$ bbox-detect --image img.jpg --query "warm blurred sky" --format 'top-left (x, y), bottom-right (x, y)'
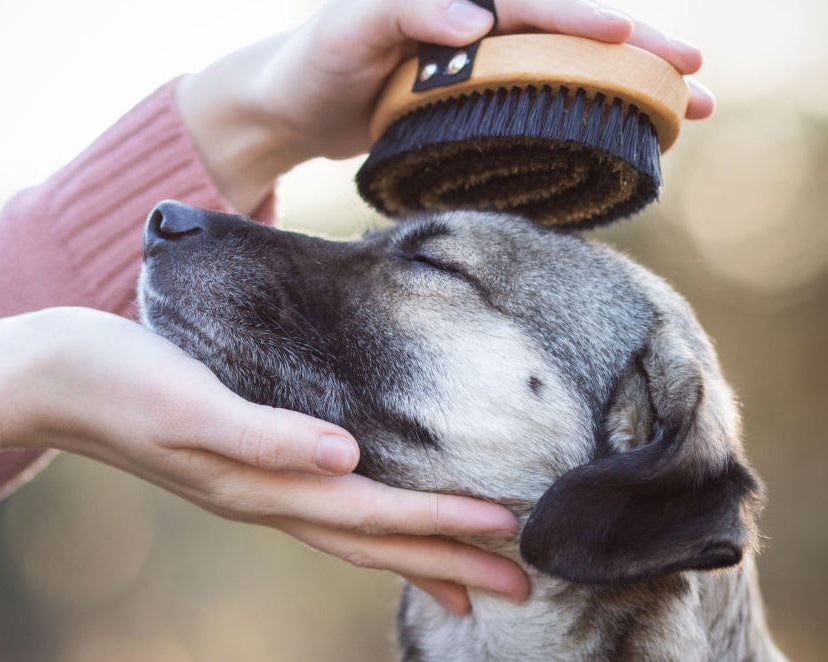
top-left (1, 0), bottom-right (827, 224)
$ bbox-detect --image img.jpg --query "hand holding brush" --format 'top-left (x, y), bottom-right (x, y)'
top-left (177, 0), bottom-right (713, 216)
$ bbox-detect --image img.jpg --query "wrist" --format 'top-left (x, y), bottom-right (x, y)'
top-left (176, 34), bottom-right (309, 215)
top-left (0, 311), bottom-right (56, 449)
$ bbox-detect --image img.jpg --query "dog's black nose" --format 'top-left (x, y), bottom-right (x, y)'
top-left (143, 200), bottom-right (209, 259)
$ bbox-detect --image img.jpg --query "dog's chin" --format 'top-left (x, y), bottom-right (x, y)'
top-left (136, 267), bottom-right (155, 329)
top-left (137, 266), bottom-right (212, 365)
top-left (137, 268), bottom-right (175, 338)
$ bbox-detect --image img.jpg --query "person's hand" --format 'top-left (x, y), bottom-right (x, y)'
top-left (0, 307), bottom-right (528, 614)
top-left (177, 0), bottom-right (715, 213)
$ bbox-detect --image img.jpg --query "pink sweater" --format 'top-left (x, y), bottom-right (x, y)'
top-left (0, 79), bottom-right (275, 500)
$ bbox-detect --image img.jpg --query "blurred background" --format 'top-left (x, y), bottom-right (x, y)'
top-left (1, 0), bottom-right (826, 660)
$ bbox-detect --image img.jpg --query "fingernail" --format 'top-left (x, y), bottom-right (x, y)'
top-left (434, 593), bottom-right (471, 616)
top-left (446, 0), bottom-right (494, 34)
top-left (490, 570), bottom-right (531, 603)
top-left (499, 589), bottom-right (530, 604)
top-left (496, 580), bottom-right (531, 604)
top-left (315, 435), bottom-right (358, 473)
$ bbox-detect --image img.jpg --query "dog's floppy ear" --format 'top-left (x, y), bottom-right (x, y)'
top-left (520, 322), bottom-right (764, 585)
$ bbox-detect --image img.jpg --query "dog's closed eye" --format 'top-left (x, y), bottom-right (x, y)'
top-left (395, 220), bottom-right (452, 251)
top-left (393, 222), bottom-right (477, 283)
top-left (404, 251), bottom-right (468, 278)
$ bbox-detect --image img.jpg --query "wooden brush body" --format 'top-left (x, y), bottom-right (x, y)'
top-left (371, 34), bottom-right (689, 151)
top-left (357, 34), bottom-right (690, 228)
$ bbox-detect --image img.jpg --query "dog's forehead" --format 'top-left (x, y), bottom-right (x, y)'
top-left (382, 210), bottom-right (537, 259)
top-left (379, 211), bottom-right (639, 316)
top-left (378, 211), bottom-right (611, 287)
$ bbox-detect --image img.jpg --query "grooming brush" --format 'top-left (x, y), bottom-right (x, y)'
top-left (356, 0), bottom-right (690, 230)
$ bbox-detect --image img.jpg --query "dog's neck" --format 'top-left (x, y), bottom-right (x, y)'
top-left (398, 555), bottom-right (786, 662)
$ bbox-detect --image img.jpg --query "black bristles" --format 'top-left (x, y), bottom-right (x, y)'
top-left (527, 86), bottom-right (552, 137)
top-left (639, 112), bottom-right (662, 185)
top-left (544, 87), bottom-right (568, 137)
top-left (581, 94), bottom-right (604, 149)
top-left (497, 89), bottom-right (517, 135)
top-left (506, 86), bottom-right (534, 136)
top-left (621, 106), bottom-right (640, 165)
top-left (356, 85), bottom-right (663, 230)
top-left (460, 91), bottom-right (488, 137)
top-left (474, 90), bottom-right (499, 137)
top-left (599, 98), bottom-right (624, 156)
top-left (561, 89), bottom-right (586, 141)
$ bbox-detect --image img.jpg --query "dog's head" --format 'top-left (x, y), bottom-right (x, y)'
top-left (139, 200), bottom-right (762, 585)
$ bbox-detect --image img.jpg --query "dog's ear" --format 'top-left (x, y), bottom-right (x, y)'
top-left (520, 322), bottom-right (764, 585)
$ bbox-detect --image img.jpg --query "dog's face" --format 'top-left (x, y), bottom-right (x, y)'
top-left (139, 201), bottom-right (762, 585)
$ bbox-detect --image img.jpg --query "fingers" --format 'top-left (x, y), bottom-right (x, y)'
top-left (685, 77), bottom-right (716, 120)
top-left (385, 0), bottom-right (495, 49)
top-left (367, 0), bottom-right (714, 121)
top-left (150, 449), bottom-right (529, 602)
top-left (176, 397), bottom-right (359, 476)
top-left (157, 444), bottom-right (519, 540)
top-left (622, 20), bottom-right (713, 119)
top-left (625, 19), bottom-right (703, 75)
top-left (223, 472), bottom-right (519, 537)
top-left (279, 517), bottom-right (531, 602)
top-left (390, 0), bottom-right (633, 48)
top-left (403, 576), bottom-right (472, 615)
top-left (496, 0), bottom-right (633, 42)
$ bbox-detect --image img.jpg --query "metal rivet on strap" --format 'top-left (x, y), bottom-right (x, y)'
top-left (445, 51), bottom-right (469, 75)
top-left (419, 61), bottom-right (439, 82)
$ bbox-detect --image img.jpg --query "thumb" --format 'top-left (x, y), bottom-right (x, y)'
top-left (191, 396), bottom-right (360, 475)
top-left (392, 0), bottom-right (495, 48)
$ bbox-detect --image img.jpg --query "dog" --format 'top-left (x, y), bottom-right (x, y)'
top-left (138, 200), bottom-right (787, 661)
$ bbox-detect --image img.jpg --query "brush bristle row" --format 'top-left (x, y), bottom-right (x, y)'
top-left (357, 85), bottom-right (663, 229)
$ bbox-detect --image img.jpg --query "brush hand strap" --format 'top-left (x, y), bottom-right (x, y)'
top-left (412, 0), bottom-right (498, 92)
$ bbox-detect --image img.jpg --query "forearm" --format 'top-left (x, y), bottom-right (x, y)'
top-left (0, 311), bottom-right (60, 499)
top-left (0, 312), bottom-right (46, 451)
top-left (169, 0), bottom-right (714, 216)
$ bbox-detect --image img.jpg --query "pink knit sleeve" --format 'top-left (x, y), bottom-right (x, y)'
top-left (0, 78), bottom-right (276, 499)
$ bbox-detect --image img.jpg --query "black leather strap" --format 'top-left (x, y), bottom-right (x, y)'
top-left (412, 0), bottom-right (498, 92)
